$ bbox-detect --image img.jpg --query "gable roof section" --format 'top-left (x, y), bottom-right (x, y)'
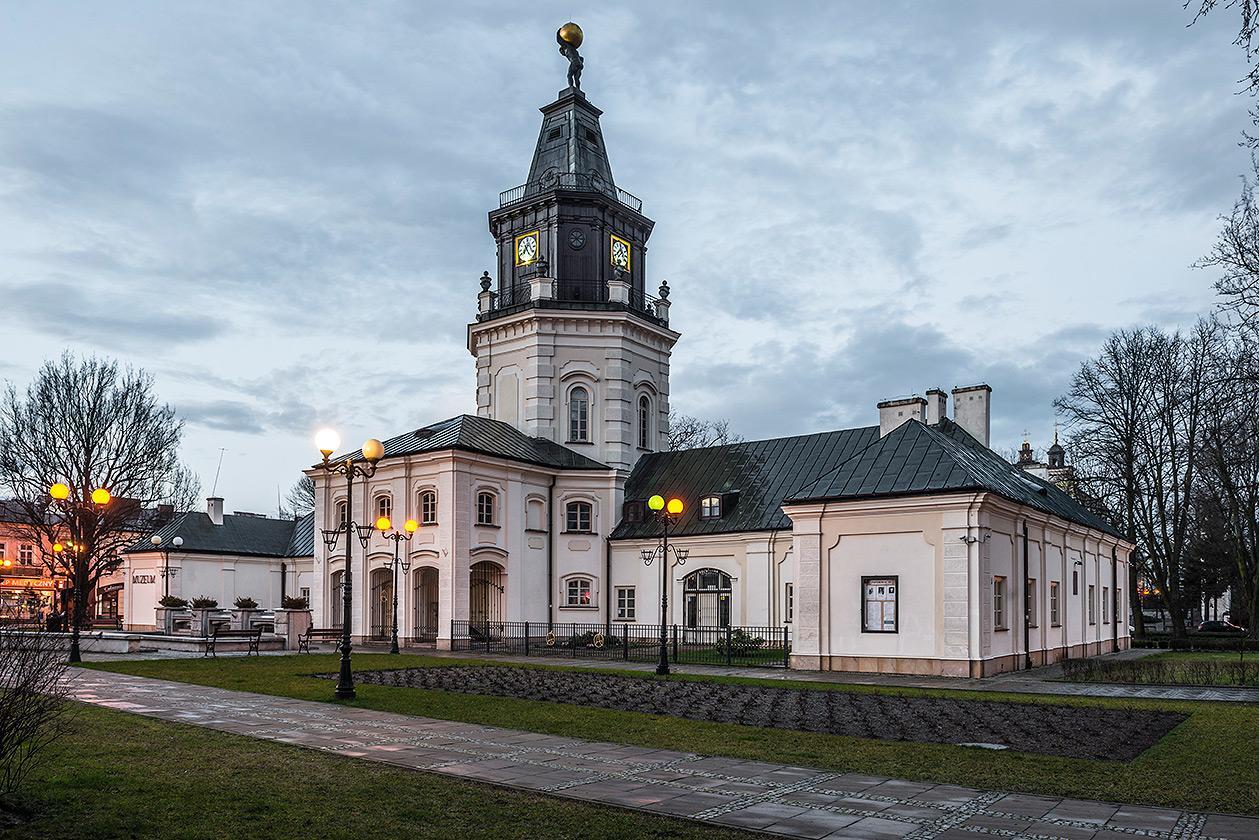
top-left (787, 418), bottom-right (1123, 539)
top-left (128, 511), bottom-right (312, 558)
top-left (610, 426), bottom-right (881, 540)
top-left (285, 512), bottom-right (315, 557)
top-left (333, 414), bottom-right (609, 471)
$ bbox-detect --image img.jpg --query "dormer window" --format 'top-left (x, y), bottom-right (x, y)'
top-left (700, 496), bottom-right (722, 520)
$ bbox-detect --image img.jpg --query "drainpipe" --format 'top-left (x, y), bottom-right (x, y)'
top-left (281, 561), bottom-right (288, 603)
top-left (1022, 522), bottom-right (1031, 671)
top-left (604, 529), bottom-right (612, 635)
top-left (546, 474), bottom-right (556, 632)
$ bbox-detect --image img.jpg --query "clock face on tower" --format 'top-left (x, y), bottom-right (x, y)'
top-left (610, 234), bottom-right (631, 271)
top-left (514, 231), bottom-right (540, 266)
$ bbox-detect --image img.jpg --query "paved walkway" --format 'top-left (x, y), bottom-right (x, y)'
top-left (66, 669), bottom-right (1259, 839)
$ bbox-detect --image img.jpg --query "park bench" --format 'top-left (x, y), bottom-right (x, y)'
top-left (298, 627), bottom-right (344, 654)
top-left (205, 625), bottom-right (263, 658)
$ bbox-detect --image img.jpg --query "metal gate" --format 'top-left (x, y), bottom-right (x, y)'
top-left (469, 560), bottom-right (505, 639)
top-left (369, 568), bottom-right (392, 640)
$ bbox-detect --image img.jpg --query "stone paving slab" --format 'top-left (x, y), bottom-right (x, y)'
top-left (65, 669), bottom-right (1259, 840)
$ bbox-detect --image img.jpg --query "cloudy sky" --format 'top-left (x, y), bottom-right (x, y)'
top-left (0, 1), bottom-right (1248, 512)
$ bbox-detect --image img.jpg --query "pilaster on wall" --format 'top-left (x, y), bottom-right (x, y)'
top-left (789, 513), bottom-right (824, 669)
top-left (476, 354), bottom-right (492, 418)
top-left (941, 530), bottom-right (970, 659)
top-left (604, 351), bottom-right (633, 470)
top-left (523, 336), bottom-right (557, 440)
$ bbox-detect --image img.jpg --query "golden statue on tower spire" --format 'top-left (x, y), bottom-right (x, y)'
top-left (557, 22), bottom-right (584, 90)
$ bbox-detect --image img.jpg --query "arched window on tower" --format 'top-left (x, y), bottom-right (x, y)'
top-left (569, 386), bottom-right (589, 442)
top-left (638, 394), bottom-right (651, 449)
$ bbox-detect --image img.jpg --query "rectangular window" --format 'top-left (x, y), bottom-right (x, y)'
top-left (1050, 581), bottom-right (1061, 626)
top-left (1117, 589), bottom-right (1123, 629)
top-left (565, 501), bottom-right (592, 533)
top-left (420, 492), bottom-right (437, 525)
top-left (0, 543), bottom-right (6, 559)
top-left (1026, 578), bottom-right (1038, 628)
top-left (566, 577), bottom-right (592, 607)
top-left (1088, 584), bottom-right (1096, 625)
top-left (300, 587), bottom-right (310, 604)
top-left (993, 576), bottom-right (1007, 629)
top-left (784, 582), bottom-right (794, 624)
top-left (699, 496), bottom-right (722, 520)
top-left (615, 586), bottom-right (635, 621)
top-left (1073, 569), bottom-right (1079, 595)
top-left (1102, 586), bottom-right (1109, 623)
top-left (476, 492), bottom-right (495, 526)
top-left (18, 544), bottom-right (34, 564)
top-left (861, 576), bottom-right (898, 633)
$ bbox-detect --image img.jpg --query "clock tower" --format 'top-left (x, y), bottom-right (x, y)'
top-left (468, 27), bottom-right (678, 473)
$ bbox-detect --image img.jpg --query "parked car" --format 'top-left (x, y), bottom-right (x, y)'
top-left (1194, 620), bottom-right (1246, 634)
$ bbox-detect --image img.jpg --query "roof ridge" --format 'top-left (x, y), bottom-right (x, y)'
top-left (663, 423), bottom-right (881, 456)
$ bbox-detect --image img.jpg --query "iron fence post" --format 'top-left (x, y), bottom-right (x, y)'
top-left (726, 623), bottom-right (733, 666)
top-left (671, 624), bottom-right (678, 663)
top-left (524, 621), bottom-right (530, 657)
top-left (624, 627), bottom-right (630, 660)
top-left (783, 626), bottom-right (790, 668)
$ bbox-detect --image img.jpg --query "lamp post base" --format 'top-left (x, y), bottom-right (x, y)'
top-left (655, 661), bottom-right (670, 676)
top-left (334, 686), bottom-right (356, 700)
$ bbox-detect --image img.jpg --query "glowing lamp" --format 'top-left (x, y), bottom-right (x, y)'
top-left (666, 498), bottom-right (684, 515)
top-left (2, 558), bottom-right (10, 567)
top-left (647, 494), bottom-right (665, 512)
top-left (49, 482), bottom-right (70, 501)
top-left (150, 535), bottom-right (162, 546)
top-left (404, 519), bottom-right (418, 533)
top-left (375, 516), bottom-right (392, 532)
top-left (361, 438), bottom-right (385, 463)
top-left (172, 536), bottom-right (183, 548)
top-left (53, 543), bottom-right (64, 553)
top-left (315, 428), bottom-right (341, 456)
top-left (91, 488), bottom-right (111, 505)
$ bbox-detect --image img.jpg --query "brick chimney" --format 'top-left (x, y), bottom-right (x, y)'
top-left (877, 395), bottom-right (927, 438)
top-left (206, 497), bottom-right (224, 526)
top-left (951, 384), bottom-right (991, 447)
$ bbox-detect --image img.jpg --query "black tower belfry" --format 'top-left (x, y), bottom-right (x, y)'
top-left (483, 82), bottom-right (658, 323)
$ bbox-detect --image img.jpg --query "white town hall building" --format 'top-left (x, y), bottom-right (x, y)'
top-left (309, 73), bottom-right (1132, 677)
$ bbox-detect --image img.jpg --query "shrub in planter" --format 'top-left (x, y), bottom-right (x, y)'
top-left (158, 595), bottom-right (188, 608)
top-left (565, 630), bottom-right (621, 648)
top-left (233, 596), bottom-right (258, 610)
top-left (716, 628), bottom-right (766, 656)
top-left (190, 596), bottom-right (218, 609)
top-left (281, 595), bottom-right (309, 610)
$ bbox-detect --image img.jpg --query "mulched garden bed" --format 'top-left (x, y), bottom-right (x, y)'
top-left (340, 665), bottom-right (1186, 761)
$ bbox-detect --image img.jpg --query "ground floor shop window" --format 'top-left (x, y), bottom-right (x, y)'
top-left (615, 586), bottom-right (635, 621)
top-left (862, 576), bottom-right (898, 633)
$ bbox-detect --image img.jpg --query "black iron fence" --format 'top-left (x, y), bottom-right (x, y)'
top-left (451, 620), bottom-right (790, 668)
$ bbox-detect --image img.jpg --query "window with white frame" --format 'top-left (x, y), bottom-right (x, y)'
top-left (18, 544), bottom-right (34, 564)
top-left (476, 491), bottom-right (496, 526)
top-left (335, 500), bottom-right (348, 527)
top-left (699, 496), bottom-right (721, 520)
top-left (565, 576), bottom-right (593, 607)
top-left (784, 582), bottom-right (794, 623)
top-left (0, 543), bottom-right (6, 560)
top-left (1050, 581), bottom-right (1061, 626)
top-left (615, 586), bottom-right (635, 620)
top-left (1102, 586), bottom-right (1109, 623)
top-left (565, 500), bottom-right (593, 533)
top-left (862, 577), bottom-right (898, 632)
top-left (1027, 578), bottom-right (1038, 627)
top-left (993, 576), bottom-right (1007, 629)
top-left (1117, 588), bottom-right (1123, 627)
top-left (375, 494), bottom-right (392, 522)
top-left (526, 497), bottom-right (545, 531)
top-left (1088, 584), bottom-right (1096, 624)
top-left (300, 587), bottom-right (310, 603)
top-left (568, 386), bottom-right (589, 442)
top-left (419, 490), bottom-right (437, 525)
top-left (638, 394), bottom-right (651, 449)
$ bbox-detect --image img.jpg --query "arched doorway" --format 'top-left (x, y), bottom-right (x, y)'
top-left (469, 560), bottom-right (505, 637)
top-left (684, 569), bottom-right (732, 628)
top-left (329, 571), bottom-right (344, 627)
top-left (369, 567), bottom-right (393, 640)
top-left (413, 566), bottom-right (439, 643)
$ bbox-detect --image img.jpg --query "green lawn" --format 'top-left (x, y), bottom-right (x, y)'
top-left (1063, 650), bottom-right (1259, 687)
top-left (0, 703), bottom-right (750, 840)
top-left (83, 654), bottom-right (1259, 816)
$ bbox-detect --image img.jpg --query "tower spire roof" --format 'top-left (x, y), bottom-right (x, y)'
top-left (524, 88), bottom-right (617, 199)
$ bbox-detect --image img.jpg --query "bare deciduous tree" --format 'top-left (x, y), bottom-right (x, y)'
top-left (1197, 158), bottom-right (1259, 326)
top-left (284, 474), bottom-right (315, 516)
top-left (0, 354), bottom-right (187, 659)
top-left (1188, 1), bottom-right (1259, 142)
top-left (0, 629), bottom-right (69, 801)
top-left (667, 411), bottom-right (743, 451)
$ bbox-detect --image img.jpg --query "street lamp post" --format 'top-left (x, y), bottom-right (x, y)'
top-left (377, 516), bottom-right (418, 654)
top-left (314, 429), bottom-right (385, 701)
top-left (48, 482), bottom-right (111, 664)
top-left (149, 534), bottom-right (184, 600)
top-left (640, 494), bottom-right (688, 676)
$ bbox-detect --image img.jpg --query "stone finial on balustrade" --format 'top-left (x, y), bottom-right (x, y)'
top-left (478, 270), bottom-right (496, 314)
top-left (655, 279), bottom-right (671, 324)
top-left (529, 258), bottom-right (553, 301)
top-left (607, 267), bottom-right (631, 304)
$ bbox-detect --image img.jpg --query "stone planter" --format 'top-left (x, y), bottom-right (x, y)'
top-left (189, 607), bottom-right (228, 636)
top-left (154, 606), bottom-right (176, 634)
top-left (273, 609), bottom-right (312, 650)
top-left (232, 608), bottom-right (259, 630)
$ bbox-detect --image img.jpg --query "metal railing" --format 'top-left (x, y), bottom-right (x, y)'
top-left (451, 620), bottom-right (790, 668)
top-left (499, 172), bottom-right (643, 213)
top-left (479, 280), bottom-right (666, 324)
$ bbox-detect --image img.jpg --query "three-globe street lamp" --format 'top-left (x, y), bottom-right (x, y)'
top-left (377, 516), bottom-right (418, 655)
top-left (48, 482), bottom-right (111, 663)
top-left (149, 534), bottom-right (185, 601)
top-left (314, 429), bottom-right (384, 701)
top-left (640, 494), bottom-right (688, 676)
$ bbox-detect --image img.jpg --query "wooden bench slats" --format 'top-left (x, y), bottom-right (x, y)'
top-left (204, 625), bottom-right (263, 658)
top-left (298, 628), bottom-right (344, 654)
